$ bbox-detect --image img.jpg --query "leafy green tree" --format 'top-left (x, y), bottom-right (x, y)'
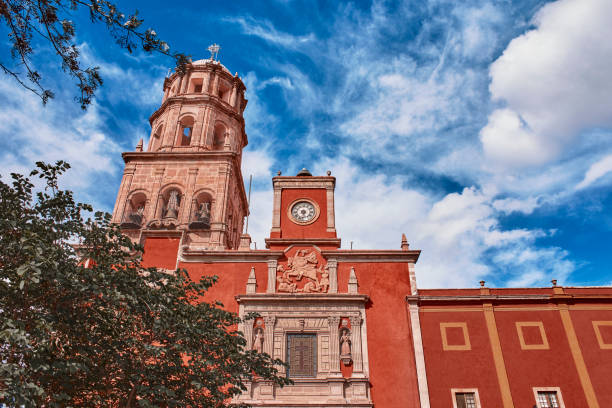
top-left (0, 162), bottom-right (290, 407)
top-left (0, 0), bottom-right (188, 108)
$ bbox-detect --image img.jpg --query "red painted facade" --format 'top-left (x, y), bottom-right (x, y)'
top-left (112, 57), bottom-right (612, 408)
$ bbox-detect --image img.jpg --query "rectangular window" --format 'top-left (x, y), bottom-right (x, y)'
top-left (533, 388), bottom-right (565, 408)
top-left (287, 334), bottom-right (317, 378)
top-left (537, 391), bottom-right (560, 408)
top-left (455, 392), bottom-right (477, 408)
top-left (452, 389), bottom-right (481, 408)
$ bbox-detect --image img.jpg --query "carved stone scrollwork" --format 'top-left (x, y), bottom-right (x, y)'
top-left (263, 315), bottom-right (276, 327)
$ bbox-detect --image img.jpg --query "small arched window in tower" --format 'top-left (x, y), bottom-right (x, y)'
top-left (121, 192), bottom-right (147, 229)
top-left (191, 78), bottom-right (203, 93)
top-left (178, 116), bottom-right (195, 146)
top-left (213, 123), bottom-right (227, 150)
top-left (189, 192), bottom-right (212, 230)
top-left (163, 189), bottom-right (182, 219)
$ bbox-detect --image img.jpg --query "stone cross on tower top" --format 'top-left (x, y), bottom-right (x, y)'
top-left (207, 43), bottom-right (221, 61)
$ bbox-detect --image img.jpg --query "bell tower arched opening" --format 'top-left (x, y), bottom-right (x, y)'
top-left (178, 116), bottom-right (195, 147)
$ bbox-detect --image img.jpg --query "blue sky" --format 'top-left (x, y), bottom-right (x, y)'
top-left (1, 0), bottom-right (611, 288)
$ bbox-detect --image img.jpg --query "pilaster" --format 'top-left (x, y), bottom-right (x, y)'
top-left (266, 260), bottom-right (277, 293)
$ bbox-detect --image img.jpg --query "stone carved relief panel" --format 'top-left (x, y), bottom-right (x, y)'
top-left (276, 248), bottom-right (330, 293)
top-left (235, 295), bottom-right (371, 406)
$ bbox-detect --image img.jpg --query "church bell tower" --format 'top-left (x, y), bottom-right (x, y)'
top-left (111, 45), bottom-right (249, 250)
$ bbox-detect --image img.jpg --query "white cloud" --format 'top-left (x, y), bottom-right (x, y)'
top-left (225, 16), bottom-right (315, 49)
top-left (0, 79), bottom-right (121, 193)
top-left (576, 154), bottom-right (612, 190)
top-left (482, 0), bottom-right (612, 168)
top-left (308, 159), bottom-right (573, 288)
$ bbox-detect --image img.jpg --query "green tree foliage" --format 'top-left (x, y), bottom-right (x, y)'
top-left (0, 162), bottom-right (290, 407)
top-left (0, 0), bottom-right (189, 108)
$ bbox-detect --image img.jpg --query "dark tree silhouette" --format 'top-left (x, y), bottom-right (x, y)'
top-left (0, 0), bottom-right (189, 109)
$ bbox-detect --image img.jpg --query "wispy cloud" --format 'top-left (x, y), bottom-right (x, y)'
top-left (224, 16), bottom-right (315, 48)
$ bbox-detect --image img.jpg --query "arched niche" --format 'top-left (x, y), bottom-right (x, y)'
top-left (161, 187), bottom-right (183, 219)
top-left (121, 191), bottom-right (147, 229)
top-left (189, 191), bottom-right (213, 230)
top-left (178, 116), bottom-right (195, 147)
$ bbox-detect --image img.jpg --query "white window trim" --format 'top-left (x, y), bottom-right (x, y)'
top-left (533, 387), bottom-right (566, 408)
top-left (451, 388), bottom-right (482, 408)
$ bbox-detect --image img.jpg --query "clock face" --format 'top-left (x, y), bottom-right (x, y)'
top-left (291, 201), bottom-right (316, 223)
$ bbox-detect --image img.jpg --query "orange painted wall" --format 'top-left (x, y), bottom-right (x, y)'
top-left (337, 262), bottom-right (420, 407)
top-left (142, 237), bottom-right (180, 269)
top-left (177, 261), bottom-right (270, 313)
top-left (494, 308), bottom-right (588, 407)
top-left (570, 308), bottom-right (612, 407)
top-left (280, 189), bottom-right (335, 238)
top-left (420, 308), bottom-right (505, 407)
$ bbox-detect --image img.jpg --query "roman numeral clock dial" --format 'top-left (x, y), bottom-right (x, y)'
top-left (289, 200), bottom-right (319, 225)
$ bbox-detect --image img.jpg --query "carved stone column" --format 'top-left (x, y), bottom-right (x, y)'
top-left (212, 71), bottom-right (220, 96)
top-left (350, 314), bottom-right (364, 375)
top-left (271, 187), bottom-right (281, 234)
top-left (327, 316), bottom-right (342, 376)
top-left (229, 83), bottom-right (237, 107)
top-left (112, 166), bottom-right (135, 223)
top-left (243, 317), bottom-right (254, 350)
top-left (149, 168), bottom-right (165, 221)
top-left (266, 260), bottom-right (277, 293)
top-left (202, 71), bottom-right (211, 93)
top-left (327, 259), bottom-right (338, 293)
top-left (326, 186), bottom-right (335, 233)
top-left (263, 316), bottom-right (276, 356)
top-left (179, 168), bottom-right (198, 224)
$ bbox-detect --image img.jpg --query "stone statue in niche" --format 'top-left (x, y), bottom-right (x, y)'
top-left (253, 328), bottom-right (264, 353)
top-left (197, 202), bottom-right (211, 222)
top-left (276, 250), bottom-right (329, 293)
top-left (340, 328), bottom-right (352, 365)
top-left (165, 190), bottom-right (180, 218)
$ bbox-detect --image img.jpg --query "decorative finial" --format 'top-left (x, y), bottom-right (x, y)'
top-left (401, 233), bottom-right (409, 250)
top-left (207, 43), bottom-right (221, 61)
top-left (479, 280), bottom-right (485, 288)
top-left (551, 279), bottom-right (558, 287)
top-left (135, 138), bottom-right (143, 152)
top-left (327, 170), bottom-right (331, 176)
top-left (277, 170), bottom-right (282, 176)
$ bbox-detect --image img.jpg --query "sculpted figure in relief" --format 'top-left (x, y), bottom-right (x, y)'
top-left (276, 250), bottom-right (330, 293)
top-left (253, 328), bottom-right (264, 353)
top-left (340, 328), bottom-right (352, 365)
top-left (276, 268), bottom-right (297, 293)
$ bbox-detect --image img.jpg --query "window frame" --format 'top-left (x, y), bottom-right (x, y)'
top-left (533, 387), bottom-right (565, 408)
top-left (451, 388), bottom-right (481, 408)
top-left (286, 333), bottom-right (317, 378)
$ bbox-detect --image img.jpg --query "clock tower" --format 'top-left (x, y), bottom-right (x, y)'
top-left (267, 168), bottom-right (339, 250)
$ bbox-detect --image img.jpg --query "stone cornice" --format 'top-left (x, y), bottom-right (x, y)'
top-left (272, 176), bottom-right (335, 190)
top-left (265, 238), bottom-right (342, 249)
top-left (122, 151), bottom-right (239, 163)
top-left (180, 249), bottom-right (284, 263)
top-left (236, 293), bottom-right (370, 303)
top-left (410, 292), bottom-right (612, 305)
top-left (149, 95), bottom-right (246, 126)
top-left (321, 250), bottom-right (420, 263)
